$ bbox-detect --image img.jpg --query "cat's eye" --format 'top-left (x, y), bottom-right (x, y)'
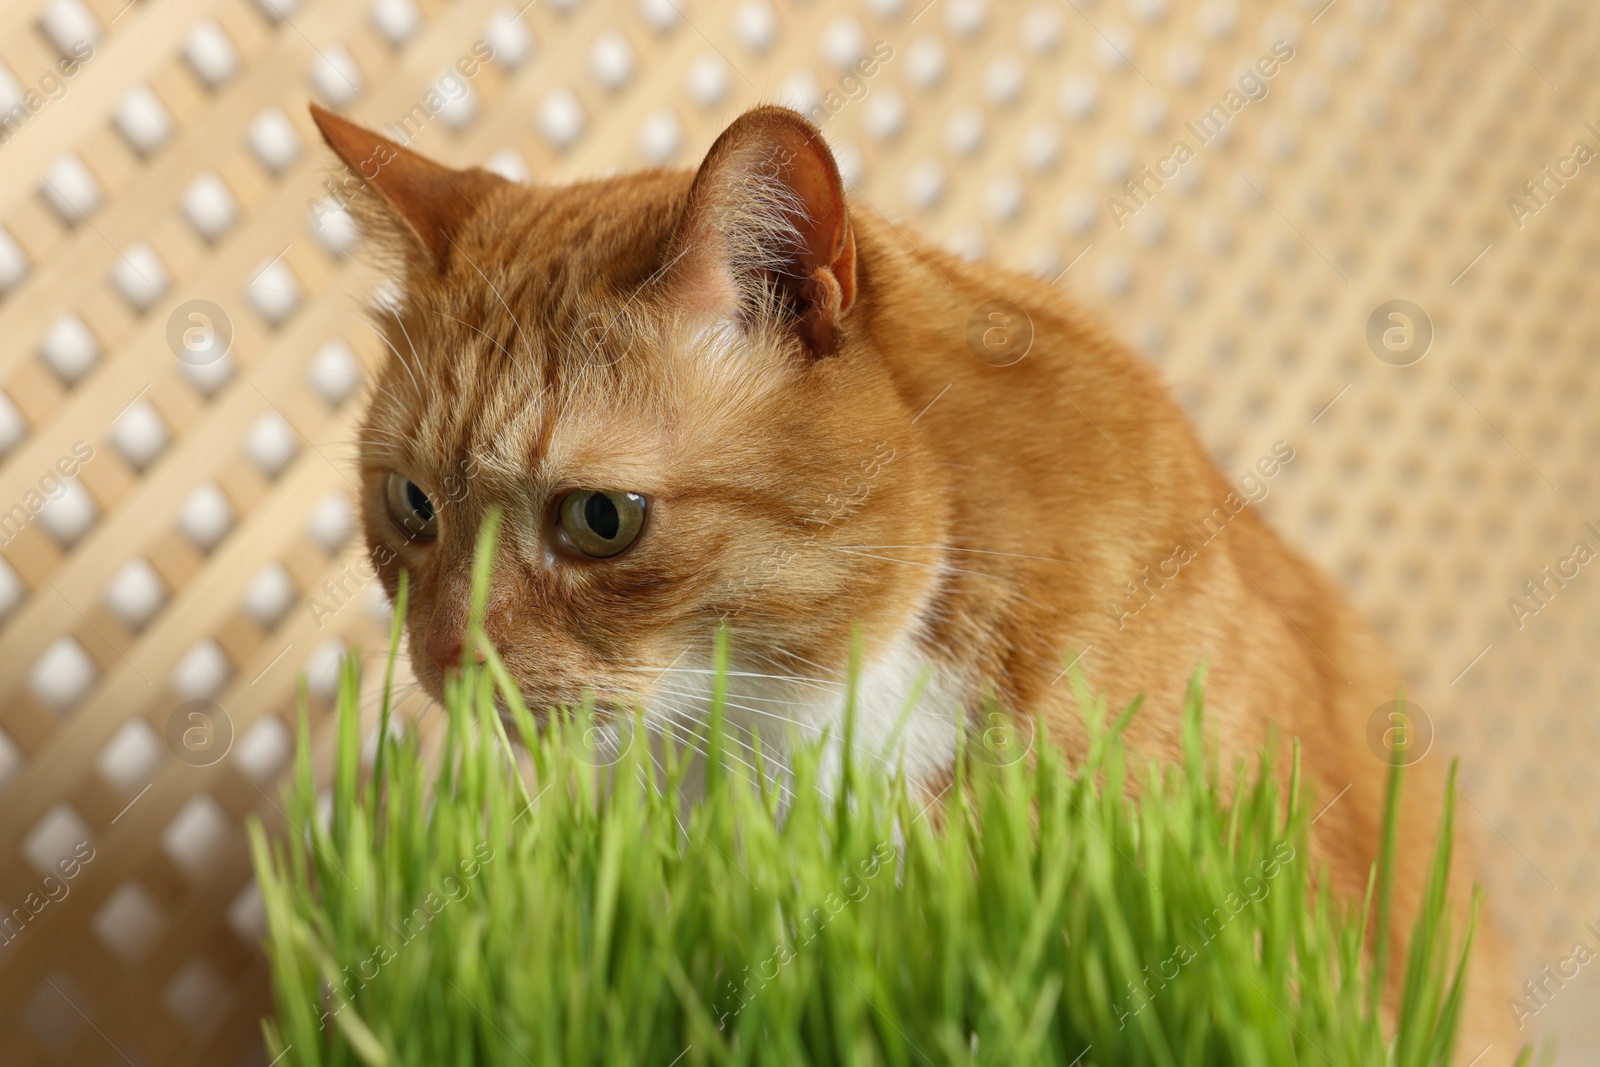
top-left (557, 491), bottom-right (647, 558)
top-left (384, 473), bottom-right (438, 541)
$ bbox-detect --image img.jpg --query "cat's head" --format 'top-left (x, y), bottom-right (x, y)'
top-left (311, 104), bottom-right (946, 722)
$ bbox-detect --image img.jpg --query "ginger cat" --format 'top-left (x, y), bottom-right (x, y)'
top-left (310, 103), bottom-right (1512, 1060)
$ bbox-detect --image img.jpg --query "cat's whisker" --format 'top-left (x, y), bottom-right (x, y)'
top-left (353, 434), bottom-right (407, 454)
top-left (354, 679), bottom-right (435, 729)
top-left (714, 702), bottom-right (916, 774)
top-left (368, 383), bottom-right (411, 410)
top-left (352, 431), bottom-right (386, 457)
top-left (585, 292), bottom-right (640, 357)
top-left (602, 684), bottom-right (806, 799)
top-left (326, 294), bottom-right (425, 403)
top-left (821, 546), bottom-right (1045, 603)
top-left (356, 438), bottom-right (406, 460)
top-left (360, 412), bottom-right (412, 438)
top-left (386, 306), bottom-right (432, 405)
top-left (668, 725), bottom-right (813, 807)
top-left (652, 682), bottom-right (830, 711)
top-left (441, 232), bottom-right (535, 362)
top-left (654, 669), bottom-right (937, 727)
top-left (731, 660), bottom-right (902, 703)
top-left (437, 311), bottom-right (514, 362)
top-left (620, 664), bottom-right (850, 698)
top-left (620, 665), bottom-right (847, 688)
top-left (573, 246), bottom-right (690, 378)
top-left (632, 756), bottom-right (694, 842)
top-left (645, 705), bottom-right (790, 795)
top-left (357, 409), bottom-right (411, 454)
top-left (674, 723), bottom-right (827, 808)
top-left (593, 684), bottom-right (775, 762)
top-left (646, 680), bottom-right (831, 723)
top-left (444, 187), bottom-right (553, 289)
top-left (640, 681), bottom-right (914, 777)
top-left (746, 647), bottom-right (847, 687)
top-left (819, 546), bottom-right (962, 572)
top-left (323, 442), bottom-right (382, 462)
top-left (644, 241), bottom-right (693, 292)
top-left (835, 544), bottom-right (1081, 568)
top-left (568, 247), bottom-right (695, 383)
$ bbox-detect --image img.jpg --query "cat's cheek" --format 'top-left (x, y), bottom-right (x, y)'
top-left (371, 537), bottom-right (428, 603)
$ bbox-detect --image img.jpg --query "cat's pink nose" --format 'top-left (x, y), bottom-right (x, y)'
top-left (425, 630), bottom-right (486, 671)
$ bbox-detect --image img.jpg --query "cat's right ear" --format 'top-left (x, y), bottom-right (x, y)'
top-left (309, 104), bottom-right (505, 276)
top-left (670, 106), bottom-right (856, 359)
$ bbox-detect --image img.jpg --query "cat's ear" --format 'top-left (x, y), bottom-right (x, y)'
top-left (309, 104), bottom-right (505, 275)
top-left (671, 106), bottom-right (856, 358)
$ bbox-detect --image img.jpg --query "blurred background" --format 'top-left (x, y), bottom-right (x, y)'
top-left (0, 0), bottom-right (1596, 1062)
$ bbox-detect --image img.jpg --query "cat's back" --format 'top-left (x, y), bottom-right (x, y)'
top-left (842, 209), bottom-right (1514, 1055)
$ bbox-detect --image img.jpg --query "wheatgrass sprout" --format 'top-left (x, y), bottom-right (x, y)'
top-left (250, 518), bottom-right (1522, 1067)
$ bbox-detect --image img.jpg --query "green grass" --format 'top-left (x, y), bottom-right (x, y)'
top-left (252, 521), bottom-right (1510, 1067)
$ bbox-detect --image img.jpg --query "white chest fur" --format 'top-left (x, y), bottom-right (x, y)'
top-left (636, 631), bottom-right (965, 800)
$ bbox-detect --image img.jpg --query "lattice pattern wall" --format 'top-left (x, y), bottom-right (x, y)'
top-left (0, 0), bottom-right (1595, 1063)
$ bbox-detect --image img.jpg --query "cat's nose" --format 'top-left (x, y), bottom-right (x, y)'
top-left (425, 630), bottom-right (487, 671)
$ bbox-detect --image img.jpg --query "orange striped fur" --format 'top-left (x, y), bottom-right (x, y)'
top-left (312, 103), bottom-right (1512, 1060)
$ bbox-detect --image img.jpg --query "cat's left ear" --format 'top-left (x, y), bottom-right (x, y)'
top-left (671, 106), bottom-right (856, 358)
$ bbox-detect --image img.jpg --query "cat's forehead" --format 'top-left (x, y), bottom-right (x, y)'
top-left (366, 166), bottom-right (795, 484)
top-left (384, 170), bottom-right (700, 388)
top-left (372, 310), bottom-right (758, 491)
top-left (472, 170), bottom-right (693, 316)
top-left (391, 348), bottom-right (667, 472)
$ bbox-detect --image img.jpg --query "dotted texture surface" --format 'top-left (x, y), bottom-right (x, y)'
top-left (0, 0), bottom-right (1595, 1062)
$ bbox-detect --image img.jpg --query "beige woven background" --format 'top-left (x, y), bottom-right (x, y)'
top-left (0, 0), bottom-right (1596, 1062)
